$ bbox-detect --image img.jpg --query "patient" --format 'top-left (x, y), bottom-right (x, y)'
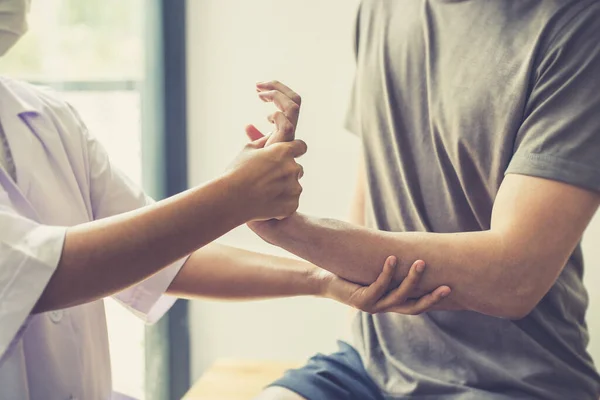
top-left (250, 1), bottom-right (600, 399)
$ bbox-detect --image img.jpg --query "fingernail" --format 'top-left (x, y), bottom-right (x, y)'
top-left (416, 262), bottom-right (425, 273)
top-left (256, 81), bottom-right (267, 85)
top-left (390, 257), bottom-right (397, 267)
top-left (440, 289), bottom-right (450, 298)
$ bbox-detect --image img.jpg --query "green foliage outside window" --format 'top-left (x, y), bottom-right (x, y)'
top-left (0, 0), bottom-right (143, 81)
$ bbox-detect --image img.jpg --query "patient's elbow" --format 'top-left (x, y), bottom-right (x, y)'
top-left (485, 283), bottom-right (543, 320)
top-left (495, 300), bottom-right (537, 320)
top-left (479, 254), bottom-right (557, 320)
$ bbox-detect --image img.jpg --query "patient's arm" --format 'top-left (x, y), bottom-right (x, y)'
top-left (250, 172), bottom-right (599, 319)
top-left (167, 242), bottom-right (448, 314)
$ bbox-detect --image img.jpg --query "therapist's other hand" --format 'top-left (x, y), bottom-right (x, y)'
top-left (226, 136), bottom-right (307, 222)
top-left (317, 257), bottom-right (451, 315)
top-left (246, 80), bottom-right (302, 146)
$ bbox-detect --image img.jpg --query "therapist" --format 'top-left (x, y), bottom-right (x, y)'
top-left (0, 1), bottom-right (448, 399)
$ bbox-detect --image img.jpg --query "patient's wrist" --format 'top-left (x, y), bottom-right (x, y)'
top-left (249, 213), bottom-right (306, 245)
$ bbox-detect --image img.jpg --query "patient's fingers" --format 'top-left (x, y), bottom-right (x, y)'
top-left (258, 90), bottom-right (301, 128)
top-left (256, 80), bottom-right (302, 106)
top-left (387, 286), bottom-right (451, 316)
top-left (270, 111), bottom-right (296, 143)
top-left (254, 81), bottom-right (302, 146)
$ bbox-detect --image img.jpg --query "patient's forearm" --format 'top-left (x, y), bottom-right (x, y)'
top-left (251, 213), bottom-right (531, 318)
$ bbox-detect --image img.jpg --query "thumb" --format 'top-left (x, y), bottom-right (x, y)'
top-left (245, 124), bottom-right (265, 141)
top-left (265, 129), bottom-right (293, 147)
top-left (252, 135), bottom-right (269, 149)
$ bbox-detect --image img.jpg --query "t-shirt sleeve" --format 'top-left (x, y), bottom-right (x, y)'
top-left (506, 4), bottom-right (600, 192)
top-left (344, 3), bottom-right (363, 137)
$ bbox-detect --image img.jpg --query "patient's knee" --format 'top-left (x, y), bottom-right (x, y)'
top-left (253, 386), bottom-right (308, 400)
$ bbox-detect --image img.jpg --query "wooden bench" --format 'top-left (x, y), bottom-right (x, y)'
top-left (183, 360), bottom-right (302, 400)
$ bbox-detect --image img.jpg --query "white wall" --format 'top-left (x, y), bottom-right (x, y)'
top-left (185, 0), bottom-right (600, 383)
top-left (582, 217), bottom-right (600, 366)
top-left (186, 0), bottom-right (362, 381)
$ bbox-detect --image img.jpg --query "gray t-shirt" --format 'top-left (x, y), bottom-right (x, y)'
top-left (346, 1), bottom-right (600, 399)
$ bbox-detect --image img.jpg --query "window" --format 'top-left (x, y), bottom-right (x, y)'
top-left (0, 1), bottom-right (147, 397)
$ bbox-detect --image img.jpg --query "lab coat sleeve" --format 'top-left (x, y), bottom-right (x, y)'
top-left (76, 106), bottom-right (186, 324)
top-left (0, 188), bottom-right (67, 360)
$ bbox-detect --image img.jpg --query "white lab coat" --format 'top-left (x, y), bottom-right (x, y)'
top-left (0, 77), bottom-right (185, 400)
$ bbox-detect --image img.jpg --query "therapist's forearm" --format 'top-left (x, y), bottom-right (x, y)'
top-left (167, 242), bottom-right (322, 300)
top-left (33, 176), bottom-right (245, 313)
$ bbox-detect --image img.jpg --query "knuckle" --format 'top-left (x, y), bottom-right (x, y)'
top-left (353, 299), bottom-right (368, 311)
top-left (278, 144), bottom-right (291, 158)
top-left (410, 307), bottom-right (423, 316)
top-left (358, 305), bottom-right (372, 313)
top-left (362, 303), bottom-right (377, 314)
top-left (287, 199), bottom-right (300, 214)
top-left (282, 121), bottom-right (294, 135)
top-left (287, 103), bottom-right (300, 114)
top-left (286, 161), bottom-right (298, 174)
top-left (389, 293), bottom-right (406, 305)
top-left (366, 306), bottom-right (378, 314)
top-left (269, 111), bottom-right (282, 124)
top-left (293, 94), bottom-right (302, 105)
top-left (274, 143), bottom-right (290, 155)
top-left (276, 152), bottom-right (288, 164)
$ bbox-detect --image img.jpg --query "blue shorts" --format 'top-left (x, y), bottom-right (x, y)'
top-left (269, 341), bottom-right (384, 400)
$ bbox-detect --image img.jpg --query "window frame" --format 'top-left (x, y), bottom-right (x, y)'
top-left (143, 1), bottom-right (190, 399)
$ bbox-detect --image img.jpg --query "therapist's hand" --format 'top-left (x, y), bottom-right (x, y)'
top-left (234, 80), bottom-right (306, 224)
top-left (317, 257), bottom-right (451, 315)
top-left (226, 137), bottom-right (306, 222)
top-left (244, 81), bottom-right (306, 224)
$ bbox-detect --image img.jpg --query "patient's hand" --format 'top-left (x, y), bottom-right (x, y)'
top-left (245, 80), bottom-right (302, 145)
top-left (317, 256), bottom-right (451, 315)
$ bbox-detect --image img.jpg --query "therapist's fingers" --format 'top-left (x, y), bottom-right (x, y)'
top-left (256, 80), bottom-right (302, 106)
top-left (271, 139), bottom-right (307, 158)
top-left (355, 256), bottom-right (398, 310)
top-left (384, 286), bottom-right (451, 316)
top-left (372, 260), bottom-right (427, 311)
top-left (296, 162), bottom-right (305, 179)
